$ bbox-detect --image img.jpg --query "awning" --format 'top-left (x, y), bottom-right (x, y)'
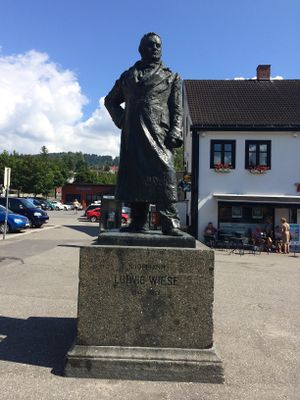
top-left (213, 193), bottom-right (300, 204)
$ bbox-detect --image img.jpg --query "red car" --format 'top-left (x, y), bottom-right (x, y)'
top-left (86, 207), bottom-right (129, 224)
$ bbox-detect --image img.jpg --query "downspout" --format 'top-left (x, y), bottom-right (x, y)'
top-left (190, 128), bottom-right (200, 238)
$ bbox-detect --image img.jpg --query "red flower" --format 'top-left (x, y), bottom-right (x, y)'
top-left (214, 163), bottom-right (232, 170)
top-left (249, 165), bottom-right (269, 173)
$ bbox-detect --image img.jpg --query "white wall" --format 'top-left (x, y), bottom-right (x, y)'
top-left (182, 88), bottom-right (193, 220)
top-left (196, 131), bottom-right (300, 238)
top-left (177, 200), bottom-right (188, 227)
top-left (182, 89), bottom-right (192, 174)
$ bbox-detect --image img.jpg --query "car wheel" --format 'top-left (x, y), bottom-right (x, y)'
top-left (55, 206), bottom-right (60, 211)
top-left (0, 223), bottom-right (10, 233)
top-left (90, 216), bottom-right (97, 222)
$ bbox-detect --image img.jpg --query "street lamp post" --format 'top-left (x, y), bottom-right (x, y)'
top-left (3, 167), bottom-right (11, 240)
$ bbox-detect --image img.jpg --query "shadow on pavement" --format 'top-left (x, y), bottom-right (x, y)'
top-left (64, 224), bottom-right (99, 237)
top-left (0, 316), bottom-right (76, 375)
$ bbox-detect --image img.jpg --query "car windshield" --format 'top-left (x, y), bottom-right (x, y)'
top-left (26, 199), bottom-right (35, 205)
top-left (0, 204), bottom-right (13, 213)
top-left (20, 198), bottom-right (39, 208)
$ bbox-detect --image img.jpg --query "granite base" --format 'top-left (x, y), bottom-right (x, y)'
top-left (64, 240), bottom-right (223, 382)
top-left (98, 230), bottom-right (196, 248)
top-left (65, 345), bottom-right (223, 382)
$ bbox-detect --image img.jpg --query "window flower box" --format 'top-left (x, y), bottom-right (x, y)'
top-left (248, 165), bottom-right (269, 174)
top-left (214, 163), bottom-right (232, 173)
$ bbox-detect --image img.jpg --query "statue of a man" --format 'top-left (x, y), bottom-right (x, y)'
top-left (105, 32), bottom-right (183, 236)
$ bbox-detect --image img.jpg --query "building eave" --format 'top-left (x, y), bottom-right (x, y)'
top-left (191, 124), bottom-right (300, 132)
top-left (213, 193), bottom-right (300, 204)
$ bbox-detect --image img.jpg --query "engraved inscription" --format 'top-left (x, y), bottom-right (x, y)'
top-left (113, 274), bottom-right (178, 286)
top-left (148, 275), bottom-right (178, 285)
top-left (112, 264), bottom-right (179, 296)
top-left (133, 263), bottom-right (167, 271)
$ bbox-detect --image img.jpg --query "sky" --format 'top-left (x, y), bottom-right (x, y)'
top-left (0, 0), bottom-right (299, 157)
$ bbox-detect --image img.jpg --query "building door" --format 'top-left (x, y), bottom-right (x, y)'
top-left (275, 208), bottom-right (289, 225)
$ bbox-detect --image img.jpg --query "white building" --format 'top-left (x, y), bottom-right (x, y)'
top-left (183, 65), bottom-right (300, 241)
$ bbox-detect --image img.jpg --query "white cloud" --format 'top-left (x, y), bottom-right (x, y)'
top-left (74, 97), bottom-right (120, 156)
top-left (0, 50), bottom-right (121, 157)
top-left (234, 75), bottom-right (284, 80)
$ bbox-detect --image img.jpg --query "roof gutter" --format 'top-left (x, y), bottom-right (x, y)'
top-left (191, 124), bottom-right (300, 131)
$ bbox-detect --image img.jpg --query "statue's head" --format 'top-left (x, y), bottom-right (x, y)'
top-left (138, 32), bottom-right (162, 63)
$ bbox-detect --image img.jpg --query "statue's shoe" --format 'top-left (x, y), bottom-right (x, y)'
top-left (120, 224), bottom-right (149, 233)
top-left (162, 228), bottom-right (183, 237)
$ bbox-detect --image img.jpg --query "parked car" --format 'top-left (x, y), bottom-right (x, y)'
top-left (44, 200), bottom-right (56, 210)
top-left (122, 206), bottom-right (131, 216)
top-left (0, 198), bottom-right (48, 228)
top-left (50, 200), bottom-right (65, 211)
top-left (84, 203), bottom-right (102, 216)
top-left (26, 197), bottom-right (54, 210)
top-left (34, 198), bottom-right (49, 210)
top-left (87, 207), bottom-right (129, 224)
top-left (26, 198), bottom-right (43, 209)
top-left (64, 202), bottom-right (75, 210)
top-left (0, 205), bottom-right (30, 233)
top-left (62, 202), bottom-right (73, 210)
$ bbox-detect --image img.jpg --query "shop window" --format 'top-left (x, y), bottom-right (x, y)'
top-left (245, 140), bottom-right (271, 169)
top-left (218, 203), bottom-right (274, 239)
top-left (232, 206), bottom-right (242, 218)
top-left (252, 207), bottom-right (263, 219)
top-left (210, 140), bottom-right (236, 169)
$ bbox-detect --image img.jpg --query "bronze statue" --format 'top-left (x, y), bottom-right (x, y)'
top-left (105, 33), bottom-right (183, 236)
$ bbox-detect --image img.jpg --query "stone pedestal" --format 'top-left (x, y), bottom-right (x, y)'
top-left (64, 233), bottom-right (223, 382)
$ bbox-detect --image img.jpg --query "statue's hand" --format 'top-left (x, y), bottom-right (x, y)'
top-left (165, 133), bottom-right (183, 149)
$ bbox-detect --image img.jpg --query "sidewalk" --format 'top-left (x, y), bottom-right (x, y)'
top-left (0, 216), bottom-right (299, 399)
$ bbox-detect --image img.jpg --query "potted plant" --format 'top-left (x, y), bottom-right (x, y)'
top-left (248, 165), bottom-right (270, 174)
top-left (214, 163), bottom-right (232, 173)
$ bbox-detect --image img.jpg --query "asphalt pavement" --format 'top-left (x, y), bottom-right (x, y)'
top-left (0, 211), bottom-right (299, 400)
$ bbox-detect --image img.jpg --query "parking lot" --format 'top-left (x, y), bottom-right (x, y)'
top-left (0, 211), bottom-right (299, 400)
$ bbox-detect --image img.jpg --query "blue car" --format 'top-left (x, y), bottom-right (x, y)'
top-left (0, 205), bottom-right (30, 233)
top-left (0, 197), bottom-right (49, 228)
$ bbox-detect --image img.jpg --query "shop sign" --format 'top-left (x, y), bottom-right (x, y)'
top-left (290, 224), bottom-right (300, 254)
top-left (290, 224), bottom-right (300, 244)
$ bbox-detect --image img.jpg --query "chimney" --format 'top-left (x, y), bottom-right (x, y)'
top-left (256, 65), bottom-right (271, 80)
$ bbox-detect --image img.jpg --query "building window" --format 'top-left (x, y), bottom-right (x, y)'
top-left (232, 206), bottom-right (242, 218)
top-left (252, 207), bottom-right (263, 219)
top-left (210, 140), bottom-right (236, 169)
top-left (245, 140), bottom-right (271, 169)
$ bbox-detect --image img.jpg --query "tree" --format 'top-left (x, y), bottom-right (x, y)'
top-left (174, 146), bottom-right (184, 172)
top-left (40, 145), bottom-right (49, 157)
top-left (0, 151), bottom-right (11, 185)
top-left (0, 148), bottom-right (118, 195)
top-left (96, 172), bottom-right (117, 185)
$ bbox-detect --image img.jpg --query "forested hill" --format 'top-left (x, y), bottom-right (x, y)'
top-left (42, 152), bottom-right (120, 168)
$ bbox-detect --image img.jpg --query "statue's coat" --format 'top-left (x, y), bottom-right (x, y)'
top-left (105, 61), bottom-right (183, 204)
